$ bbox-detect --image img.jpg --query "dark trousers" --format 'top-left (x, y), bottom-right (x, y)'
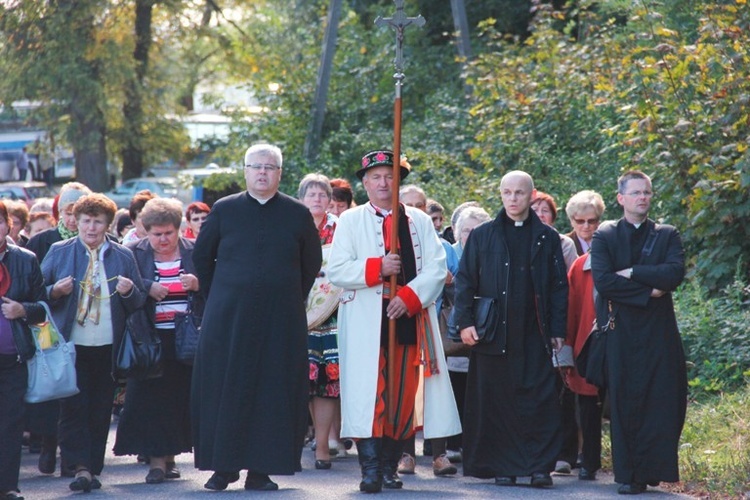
top-left (0, 354), bottom-right (27, 492)
top-left (446, 370), bottom-right (466, 451)
top-left (556, 376), bottom-right (579, 466)
top-left (59, 345), bottom-right (115, 476)
top-left (579, 393), bottom-right (603, 472)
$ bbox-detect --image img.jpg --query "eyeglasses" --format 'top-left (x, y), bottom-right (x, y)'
top-left (245, 163), bottom-right (280, 171)
top-left (623, 191), bottom-right (653, 198)
top-left (573, 218), bottom-right (600, 226)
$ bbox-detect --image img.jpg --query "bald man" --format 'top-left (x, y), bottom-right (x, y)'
top-left (454, 170), bottom-right (568, 488)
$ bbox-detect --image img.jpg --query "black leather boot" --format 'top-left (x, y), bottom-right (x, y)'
top-left (380, 437), bottom-right (404, 489)
top-left (356, 438), bottom-right (382, 493)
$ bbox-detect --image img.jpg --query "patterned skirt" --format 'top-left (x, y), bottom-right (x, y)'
top-left (308, 314), bottom-right (340, 399)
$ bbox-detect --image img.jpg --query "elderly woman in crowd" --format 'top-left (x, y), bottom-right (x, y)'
top-left (531, 191), bottom-right (578, 271)
top-left (24, 181), bottom-right (92, 478)
top-left (452, 205), bottom-right (491, 260)
top-left (41, 193), bottom-right (146, 493)
top-left (27, 182), bottom-right (91, 262)
top-left (327, 178), bottom-right (354, 217)
top-left (565, 190), bottom-right (605, 256)
top-left (298, 173), bottom-right (341, 470)
top-left (0, 201), bottom-right (47, 500)
top-left (114, 197), bottom-right (201, 484)
top-left (183, 202), bottom-right (210, 240)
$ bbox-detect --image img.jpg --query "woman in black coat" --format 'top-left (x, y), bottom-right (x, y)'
top-left (0, 201), bottom-right (47, 500)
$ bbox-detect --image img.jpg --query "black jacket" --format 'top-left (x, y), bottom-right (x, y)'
top-left (3, 244), bottom-right (47, 361)
top-left (454, 209), bottom-right (569, 355)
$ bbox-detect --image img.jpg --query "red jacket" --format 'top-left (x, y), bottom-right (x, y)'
top-left (565, 253), bottom-right (599, 396)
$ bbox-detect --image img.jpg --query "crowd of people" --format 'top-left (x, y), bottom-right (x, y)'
top-left (0, 143), bottom-right (687, 499)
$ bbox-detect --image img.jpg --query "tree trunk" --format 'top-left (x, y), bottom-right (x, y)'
top-left (69, 89), bottom-right (109, 192)
top-left (121, 0), bottom-right (155, 181)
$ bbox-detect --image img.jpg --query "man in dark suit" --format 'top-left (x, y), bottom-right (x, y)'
top-left (590, 170), bottom-right (686, 495)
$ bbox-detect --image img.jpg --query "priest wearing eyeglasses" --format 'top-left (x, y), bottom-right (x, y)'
top-left (191, 143), bottom-right (321, 492)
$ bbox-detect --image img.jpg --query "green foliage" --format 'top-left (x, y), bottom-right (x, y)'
top-left (678, 388), bottom-right (750, 496)
top-left (676, 274), bottom-right (750, 397)
top-left (465, 1), bottom-right (750, 290)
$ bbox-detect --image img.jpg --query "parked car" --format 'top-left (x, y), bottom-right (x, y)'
top-left (0, 181), bottom-right (56, 207)
top-left (103, 177), bottom-right (186, 208)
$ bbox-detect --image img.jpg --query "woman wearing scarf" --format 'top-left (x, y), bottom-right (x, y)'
top-left (0, 200), bottom-right (47, 500)
top-left (23, 182), bottom-right (91, 477)
top-left (41, 194), bottom-right (146, 494)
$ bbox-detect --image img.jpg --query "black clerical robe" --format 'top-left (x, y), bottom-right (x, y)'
top-left (191, 191), bottom-right (321, 474)
top-left (591, 218), bottom-right (687, 485)
top-left (455, 209), bottom-right (568, 478)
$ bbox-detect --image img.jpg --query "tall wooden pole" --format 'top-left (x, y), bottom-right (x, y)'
top-left (375, 0), bottom-right (424, 425)
top-left (304, 0), bottom-right (342, 162)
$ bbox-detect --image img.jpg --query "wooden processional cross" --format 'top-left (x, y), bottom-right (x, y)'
top-left (375, 0), bottom-right (425, 428)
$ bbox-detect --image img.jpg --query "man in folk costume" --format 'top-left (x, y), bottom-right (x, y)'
top-left (591, 170), bottom-right (686, 495)
top-left (328, 150), bottom-right (461, 493)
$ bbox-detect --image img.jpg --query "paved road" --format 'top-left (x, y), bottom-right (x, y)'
top-left (18, 422), bottom-right (691, 499)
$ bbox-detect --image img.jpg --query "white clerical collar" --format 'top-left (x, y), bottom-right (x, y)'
top-left (248, 192), bottom-right (274, 204)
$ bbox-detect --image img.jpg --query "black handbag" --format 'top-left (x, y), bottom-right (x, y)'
top-left (575, 300), bottom-right (615, 388)
top-left (575, 321), bottom-right (608, 388)
top-left (174, 294), bottom-right (201, 366)
top-left (447, 296), bottom-right (499, 344)
top-left (115, 310), bottom-right (162, 380)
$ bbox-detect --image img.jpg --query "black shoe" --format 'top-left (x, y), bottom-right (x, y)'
top-left (145, 468), bottom-right (165, 484)
top-left (314, 459), bottom-right (332, 470)
top-left (530, 472), bottom-right (553, 488)
top-left (618, 482), bottom-right (647, 495)
top-left (91, 477), bottom-right (101, 490)
top-left (69, 476), bottom-right (92, 493)
top-left (381, 471), bottom-right (403, 489)
top-left (165, 462), bottom-right (180, 479)
top-left (380, 437), bottom-right (404, 489)
top-left (494, 476), bottom-right (517, 486)
top-left (38, 447), bottom-right (56, 474)
top-left (2, 492), bottom-right (24, 500)
top-left (204, 471), bottom-right (240, 491)
top-left (244, 472), bottom-right (278, 491)
top-left (578, 467), bottom-right (597, 481)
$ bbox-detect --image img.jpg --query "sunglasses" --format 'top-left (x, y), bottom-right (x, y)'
top-left (573, 218), bottom-right (599, 226)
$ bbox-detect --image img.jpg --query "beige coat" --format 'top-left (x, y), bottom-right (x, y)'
top-left (328, 203), bottom-right (461, 439)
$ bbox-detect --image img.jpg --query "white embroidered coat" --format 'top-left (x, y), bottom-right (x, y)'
top-left (328, 203), bottom-right (462, 439)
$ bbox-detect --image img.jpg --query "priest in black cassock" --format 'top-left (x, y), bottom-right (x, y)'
top-left (591, 170), bottom-right (686, 495)
top-left (454, 170), bottom-right (568, 488)
top-left (191, 143), bottom-right (322, 492)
